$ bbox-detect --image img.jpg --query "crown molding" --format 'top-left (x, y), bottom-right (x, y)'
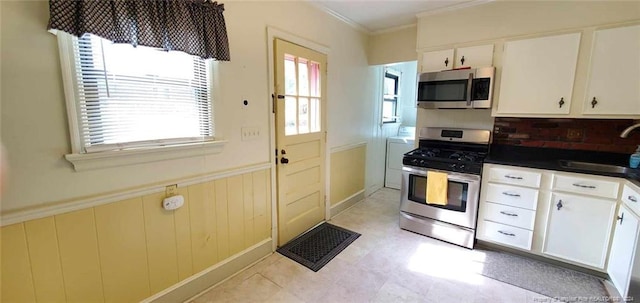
top-left (416, 0), bottom-right (494, 19)
top-left (372, 23), bottom-right (417, 35)
top-left (306, 2), bottom-right (372, 35)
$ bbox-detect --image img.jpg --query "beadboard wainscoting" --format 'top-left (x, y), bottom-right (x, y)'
top-left (1, 168), bottom-right (272, 303)
top-left (329, 143), bottom-right (366, 217)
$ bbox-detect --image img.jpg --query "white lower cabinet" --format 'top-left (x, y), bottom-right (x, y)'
top-left (608, 205), bottom-right (640, 300)
top-left (479, 164), bottom-right (631, 273)
top-left (542, 193), bottom-right (616, 269)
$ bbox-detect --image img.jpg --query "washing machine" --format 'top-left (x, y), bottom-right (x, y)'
top-left (385, 126), bottom-right (415, 189)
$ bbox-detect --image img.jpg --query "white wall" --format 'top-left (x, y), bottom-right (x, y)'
top-left (368, 25), bottom-right (417, 65)
top-left (0, 0), bottom-right (378, 212)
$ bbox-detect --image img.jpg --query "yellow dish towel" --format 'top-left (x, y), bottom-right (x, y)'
top-left (426, 171), bottom-right (449, 205)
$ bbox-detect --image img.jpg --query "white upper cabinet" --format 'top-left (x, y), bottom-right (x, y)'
top-left (421, 44), bottom-right (494, 73)
top-left (583, 25), bottom-right (640, 115)
top-left (454, 45), bottom-right (494, 69)
top-left (496, 33), bottom-right (581, 115)
top-left (421, 49), bottom-right (454, 72)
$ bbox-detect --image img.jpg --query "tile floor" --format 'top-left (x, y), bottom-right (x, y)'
top-left (190, 188), bottom-right (558, 303)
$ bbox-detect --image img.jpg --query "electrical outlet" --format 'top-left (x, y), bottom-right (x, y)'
top-left (165, 184), bottom-right (178, 197)
top-left (241, 127), bottom-right (261, 141)
top-left (566, 128), bottom-right (584, 140)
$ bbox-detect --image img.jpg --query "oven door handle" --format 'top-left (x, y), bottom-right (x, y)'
top-left (402, 166), bottom-right (480, 184)
top-left (466, 72), bottom-right (474, 106)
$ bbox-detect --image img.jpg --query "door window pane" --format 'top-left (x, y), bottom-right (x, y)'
top-left (310, 98), bottom-right (320, 133)
top-left (298, 58), bottom-right (309, 96)
top-left (285, 96), bottom-right (297, 135)
top-left (285, 55), bottom-right (297, 95)
top-left (310, 62), bottom-right (320, 97)
top-left (298, 97), bottom-right (309, 134)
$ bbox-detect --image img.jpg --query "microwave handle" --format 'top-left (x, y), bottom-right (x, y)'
top-left (466, 72), bottom-right (473, 106)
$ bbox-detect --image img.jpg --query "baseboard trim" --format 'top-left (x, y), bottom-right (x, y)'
top-left (330, 190), bottom-right (365, 218)
top-left (142, 239), bottom-right (273, 303)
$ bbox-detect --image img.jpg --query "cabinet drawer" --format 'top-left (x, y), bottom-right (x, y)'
top-left (483, 202), bottom-right (536, 230)
top-left (488, 167), bottom-right (542, 188)
top-left (485, 183), bottom-right (539, 210)
top-left (552, 174), bottom-right (619, 199)
top-left (622, 184), bottom-right (640, 216)
top-left (481, 220), bottom-right (533, 250)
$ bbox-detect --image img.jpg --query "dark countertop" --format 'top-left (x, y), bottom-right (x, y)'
top-left (485, 144), bottom-right (640, 185)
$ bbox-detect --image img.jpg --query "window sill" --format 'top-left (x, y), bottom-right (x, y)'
top-left (65, 140), bottom-right (227, 171)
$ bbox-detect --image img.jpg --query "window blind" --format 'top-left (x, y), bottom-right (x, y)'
top-left (72, 34), bottom-right (213, 153)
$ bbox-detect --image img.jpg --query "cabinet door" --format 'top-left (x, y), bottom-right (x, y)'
top-left (421, 49), bottom-right (454, 72)
top-left (543, 192), bottom-right (616, 268)
top-left (583, 25), bottom-right (640, 115)
top-left (496, 33), bottom-right (581, 115)
top-left (608, 205), bottom-right (640, 299)
top-left (454, 45), bottom-right (494, 69)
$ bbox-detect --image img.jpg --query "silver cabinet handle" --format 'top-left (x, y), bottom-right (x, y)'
top-left (572, 183), bottom-right (596, 189)
top-left (498, 230), bottom-right (516, 237)
top-left (500, 211), bottom-right (518, 217)
top-left (618, 212), bottom-right (625, 225)
top-left (502, 192), bottom-right (521, 197)
top-left (504, 175), bottom-right (523, 180)
top-left (629, 195), bottom-right (638, 203)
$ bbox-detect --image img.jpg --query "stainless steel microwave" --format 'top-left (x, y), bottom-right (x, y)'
top-left (416, 67), bottom-right (495, 109)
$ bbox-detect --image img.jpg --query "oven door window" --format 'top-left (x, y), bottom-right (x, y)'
top-left (407, 174), bottom-right (468, 212)
top-left (417, 80), bottom-right (468, 102)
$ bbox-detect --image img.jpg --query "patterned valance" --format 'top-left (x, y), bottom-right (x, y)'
top-left (48, 0), bottom-right (230, 61)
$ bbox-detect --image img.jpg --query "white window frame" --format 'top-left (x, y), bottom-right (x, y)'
top-left (382, 68), bottom-right (400, 124)
top-left (54, 31), bottom-right (226, 171)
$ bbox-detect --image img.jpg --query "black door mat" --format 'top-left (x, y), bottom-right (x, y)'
top-left (276, 222), bottom-right (360, 272)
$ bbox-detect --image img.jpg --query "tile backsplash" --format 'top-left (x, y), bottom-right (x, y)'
top-left (493, 118), bottom-right (640, 154)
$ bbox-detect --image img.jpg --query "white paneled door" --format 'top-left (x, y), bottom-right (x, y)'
top-left (274, 39), bottom-right (327, 246)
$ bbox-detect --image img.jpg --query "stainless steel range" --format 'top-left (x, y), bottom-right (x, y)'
top-left (400, 127), bottom-right (491, 249)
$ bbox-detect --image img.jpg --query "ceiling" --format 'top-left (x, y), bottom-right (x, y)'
top-left (309, 0), bottom-right (487, 33)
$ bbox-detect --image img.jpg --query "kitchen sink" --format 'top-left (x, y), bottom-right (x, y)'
top-left (558, 160), bottom-right (632, 174)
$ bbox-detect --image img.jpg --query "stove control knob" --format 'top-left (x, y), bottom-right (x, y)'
top-left (419, 159), bottom-right (426, 165)
top-left (458, 164), bottom-right (466, 171)
top-left (449, 163), bottom-right (457, 169)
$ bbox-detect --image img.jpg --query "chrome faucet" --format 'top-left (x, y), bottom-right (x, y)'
top-left (620, 120), bottom-right (640, 138)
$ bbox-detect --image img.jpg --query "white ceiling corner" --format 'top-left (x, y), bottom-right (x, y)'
top-left (308, 0), bottom-right (493, 34)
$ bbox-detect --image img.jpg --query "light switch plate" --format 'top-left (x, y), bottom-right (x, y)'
top-left (241, 127), bottom-right (261, 141)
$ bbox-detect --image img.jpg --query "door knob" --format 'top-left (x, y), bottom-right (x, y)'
top-left (280, 157), bottom-right (289, 164)
top-left (556, 200), bottom-right (563, 211)
top-left (558, 97), bottom-right (565, 108)
top-left (591, 97), bottom-right (598, 108)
